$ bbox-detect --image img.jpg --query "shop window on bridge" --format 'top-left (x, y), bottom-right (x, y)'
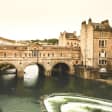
top-left (43, 53), bottom-right (45, 57)
top-left (14, 53), bottom-right (17, 57)
top-left (32, 50), bottom-right (38, 57)
top-left (4, 52), bottom-right (6, 57)
top-left (25, 53), bottom-right (27, 57)
top-left (29, 53), bottom-right (31, 57)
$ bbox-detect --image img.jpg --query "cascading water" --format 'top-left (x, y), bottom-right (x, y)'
top-left (44, 94), bottom-right (112, 112)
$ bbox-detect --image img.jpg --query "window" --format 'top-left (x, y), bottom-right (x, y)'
top-left (32, 50), bottom-right (38, 57)
top-left (52, 53), bottom-right (54, 56)
top-left (99, 40), bottom-right (107, 48)
top-left (4, 52), bottom-right (6, 57)
top-left (29, 53), bottom-right (31, 57)
top-left (25, 53), bottom-right (27, 57)
top-left (99, 59), bottom-right (107, 65)
top-left (14, 53), bottom-right (17, 57)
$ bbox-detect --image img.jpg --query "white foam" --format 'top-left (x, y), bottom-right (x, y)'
top-left (44, 95), bottom-right (112, 112)
top-left (61, 102), bottom-right (112, 112)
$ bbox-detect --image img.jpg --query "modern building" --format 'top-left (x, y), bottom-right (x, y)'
top-left (80, 18), bottom-right (112, 70)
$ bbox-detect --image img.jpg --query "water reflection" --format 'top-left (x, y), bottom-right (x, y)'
top-left (24, 64), bottom-right (39, 87)
top-left (0, 65), bottom-right (112, 112)
top-left (2, 74), bottom-right (16, 80)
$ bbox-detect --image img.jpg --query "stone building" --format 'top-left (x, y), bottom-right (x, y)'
top-left (58, 31), bottom-right (80, 47)
top-left (0, 36), bottom-right (81, 78)
top-left (80, 18), bottom-right (112, 70)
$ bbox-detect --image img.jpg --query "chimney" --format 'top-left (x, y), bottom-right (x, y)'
top-left (60, 32), bottom-right (63, 36)
top-left (88, 18), bottom-right (92, 24)
top-left (101, 20), bottom-right (109, 26)
top-left (73, 31), bottom-right (76, 36)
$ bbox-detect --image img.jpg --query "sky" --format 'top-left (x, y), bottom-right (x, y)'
top-left (0, 0), bottom-right (112, 40)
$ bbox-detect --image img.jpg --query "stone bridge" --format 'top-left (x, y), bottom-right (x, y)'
top-left (0, 39), bottom-right (81, 78)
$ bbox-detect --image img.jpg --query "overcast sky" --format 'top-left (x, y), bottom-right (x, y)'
top-left (0, 0), bottom-right (112, 40)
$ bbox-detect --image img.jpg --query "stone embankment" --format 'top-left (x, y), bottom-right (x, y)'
top-left (40, 95), bottom-right (48, 112)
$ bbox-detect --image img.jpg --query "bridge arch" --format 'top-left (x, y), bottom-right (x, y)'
top-left (24, 62), bottom-right (46, 78)
top-left (51, 60), bottom-right (75, 76)
top-left (0, 62), bottom-right (18, 78)
top-left (51, 62), bottom-right (70, 77)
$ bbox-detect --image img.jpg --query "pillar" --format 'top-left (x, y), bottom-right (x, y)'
top-left (45, 65), bottom-right (52, 77)
top-left (45, 70), bottom-right (52, 77)
top-left (16, 66), bottom-right (24, 79)
top-left (69, 65), bottom-right (75, 75)
top-left (17, 69), bottom-right (24, 79)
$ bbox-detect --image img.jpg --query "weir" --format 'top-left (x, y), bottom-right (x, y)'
top-left (42, 93), bottom-right (112, 112)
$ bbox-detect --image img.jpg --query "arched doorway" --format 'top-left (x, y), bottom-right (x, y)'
top-left (51, 63), bottom-right (70, 78)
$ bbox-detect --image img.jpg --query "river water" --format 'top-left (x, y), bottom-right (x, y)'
top-left (0, 65), bottom-right (112, 112)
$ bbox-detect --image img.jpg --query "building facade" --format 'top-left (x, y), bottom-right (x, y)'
top-left (0, 36), bottom-right (81, 78)
top-left (80, 19), bottom-right (112, 70)
top-left (58, 31), bottom-right (80, 47)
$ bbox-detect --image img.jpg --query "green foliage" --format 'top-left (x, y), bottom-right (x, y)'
top-left (31, 38), bottom-right (58, 44)
top-left (46, 39), bottom-right (58, 44)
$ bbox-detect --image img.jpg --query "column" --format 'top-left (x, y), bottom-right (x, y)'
top-left (17, 69), bottom-right (24, 79)
top-left (69, 65), bottom-right (75, 75)
top-left (45, 65), bottom-right (52, 77)
top-left (45, 70), bottom-right (52, 77)
top-left (16, 66), bottom-right (24, 79)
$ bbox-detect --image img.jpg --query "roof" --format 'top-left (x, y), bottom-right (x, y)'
top-left (92, 20), bottom-right (112, 32)
top-left (65, 33), bottom-right (76, 38)
top-left (0, 37), bottom-right (15, 43)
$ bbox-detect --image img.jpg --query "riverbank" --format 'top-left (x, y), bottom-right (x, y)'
top-left (96, 79), bottom-right (112, 85)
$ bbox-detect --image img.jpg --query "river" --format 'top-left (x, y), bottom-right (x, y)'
top-left (0, 65), bottom-right (112, 112)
